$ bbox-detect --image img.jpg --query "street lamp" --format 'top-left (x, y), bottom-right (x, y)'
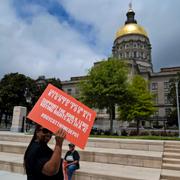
top-left (24, 88), bottom-right (32, 133)
top-left (24, 88), bottom-right (32, 104)
top-left (175, 81), bottom-right (180, 138)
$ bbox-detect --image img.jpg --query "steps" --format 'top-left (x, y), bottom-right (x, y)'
top-left (0, 131), bottom-right (164, 151)
top-left (1, 132), bottom-right (180, 180)
top-left (163, 157), bottom-right (180, 164)
top-left (0, 140), bottom-right (162, 168)
top-left (160, 141), bottom-right (180, 180)
top-left (0, 152), bottom-right (161, 180)
top-left (0, 131), bottom-right (164, 180)
top-left (161, 169), bottom-right (180, 180)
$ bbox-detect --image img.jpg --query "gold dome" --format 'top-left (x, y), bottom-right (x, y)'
top-left (116, 23), bottom-right (148, 39)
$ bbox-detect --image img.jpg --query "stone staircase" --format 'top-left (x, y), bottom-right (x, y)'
top-left (0, 131), bottom-right (180, 180)
top-left (160, 141), bottom-right (180, 180)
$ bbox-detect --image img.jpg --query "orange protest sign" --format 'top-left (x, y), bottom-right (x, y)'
top-left (27, 84), bottom-right (96, 149)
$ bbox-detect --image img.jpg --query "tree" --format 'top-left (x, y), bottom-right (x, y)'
top-left (0, 73), bottom-right (37, 124)
top-left (79, 58), bottom-right (129, 134)
top-left (119, 75), bottom-right (156, 135)
top-left (35, 77), bottom-right (62, 102)
top-left (0, 73), bottom-right (62, 126)
top-left (167, 73), bottom-right (180, 126)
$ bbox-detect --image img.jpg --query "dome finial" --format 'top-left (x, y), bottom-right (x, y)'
top-left (128, 1), bottom-right (133, 12)
top-left (129, 2), bottom-right (132, 10)
top-left (125, 1), bottom-right (137, 24)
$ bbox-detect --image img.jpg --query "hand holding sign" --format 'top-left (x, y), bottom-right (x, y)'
top-left (54, 128), bottom-right (66, 146)
top-left (27, 84), bottom-right (96, 149)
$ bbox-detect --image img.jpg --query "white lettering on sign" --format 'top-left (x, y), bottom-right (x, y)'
top-left (40, 98), bottom-right (89, 133)
top-left (47, 89), bottom-right (93, 121)
top-left (41, 113), bottom-right (79, 138)
top-left (40, 98), bottom-right (58, 112)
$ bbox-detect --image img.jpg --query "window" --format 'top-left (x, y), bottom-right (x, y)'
top-left (126, 51), bottom-right (129, 58)
top-left (129, 52), bottom-right (132, 58)
top-left (143, 53), bottom-right (145, 58)
top-left (153, 94), bottom-right (158, 104)
top-left (165, 108), bottom-right (171, 116)
top-left (67, 88), bottom-right (72, 95)
top-left (136, 51), bottom-right (139, 58)
top-left (75, 89), bottom-right (79, 95)
top-left (164, 93), bottom-right (170, 104)
top-left (142, 121), bottom-right (145, 126)
top-left (125, 52), bottom-right (127, 58)
top-left (151, 83), bottom-right (158, 90)
top-left (153, 110), bottom-right (159, 117)
top-left (164, 81), bottom-right (169, 90)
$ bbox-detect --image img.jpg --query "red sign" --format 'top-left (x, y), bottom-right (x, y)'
top-left (27, 84), bottom-right (96, 149)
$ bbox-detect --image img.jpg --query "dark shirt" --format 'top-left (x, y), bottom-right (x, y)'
top-left (25, 141), bottom-right (64, 180)
top-left (64, 150), bottom-right (80, 169)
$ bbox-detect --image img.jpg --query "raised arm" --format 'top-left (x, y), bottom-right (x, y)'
top-left (42, 128), bottom-right (66, 176)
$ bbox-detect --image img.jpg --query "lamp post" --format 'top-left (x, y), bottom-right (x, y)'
top-left (24, 88), bottom-right (32, 133)
top-left (175, 81), bottom-right (180, 138)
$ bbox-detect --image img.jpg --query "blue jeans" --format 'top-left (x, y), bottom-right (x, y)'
top-left (67, 164), bottom-right (78, 180)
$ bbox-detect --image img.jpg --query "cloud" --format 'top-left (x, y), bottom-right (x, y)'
top-left (60, 0), bottom-right (180, 72)
top-left (60, 0), bottom-right (127, 53)
top-left (0, 0), bottom-right (180, 81)
top-left (0, 0), bottom-right (104, 80)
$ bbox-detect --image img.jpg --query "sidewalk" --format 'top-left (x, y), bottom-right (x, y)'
top-left (0, 171), bottom-right (26, 180)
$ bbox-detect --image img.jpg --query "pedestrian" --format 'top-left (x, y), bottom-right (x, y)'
top-left (24, 124), bottom-right (66, 180)
top-left (64, 143), bottom-right (80, 180)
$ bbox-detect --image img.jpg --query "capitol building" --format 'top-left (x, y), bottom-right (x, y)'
top-left (61, 5), bottom-right (180, 129)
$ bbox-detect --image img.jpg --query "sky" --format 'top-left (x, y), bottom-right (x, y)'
top-left (0, 0), bottom-right (180, 81)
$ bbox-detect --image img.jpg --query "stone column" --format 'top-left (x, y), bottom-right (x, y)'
top-left (10, 106), bottom-right (27, 132)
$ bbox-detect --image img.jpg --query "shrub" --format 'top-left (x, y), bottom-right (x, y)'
top-left (113, 131), bottom-right (118, 136)
top-left (160, 131), bottom-right (167, 136)
top-left (121, 129), bottom-right (128, 136)
top-left (129, 130), bottom-right (138, 136)
top-left (104, 129), bottom-right (111, 135)
top-left (140, 131), bottom-right (150, 136)
top-left (150, 131), bottom-right (160, 136)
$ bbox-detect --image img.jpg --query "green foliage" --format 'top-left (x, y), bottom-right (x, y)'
top-left (119, 75), bottom-right (155, 122)
top-left (79, 58), bottom-right (129, 109)
top-left (167, 72), bottom-right (180, 126)
top-left (0, 73), bottom-right (62, 115)
top-left (35, 77), bottom-right (62, 100)
top-left (47, 78), bottom-right (62, 89)
top-left (0, 73), bottom-right (36, 112)
top-left (79, 57), bottom-right (129, 134)
top-left (168, 73), bottom-right (180, 105)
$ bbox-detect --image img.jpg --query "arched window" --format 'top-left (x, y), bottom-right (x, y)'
top-left (127, 51), bottom-right (129, 58)
top-left (143, 53), bottom-right (145, 58)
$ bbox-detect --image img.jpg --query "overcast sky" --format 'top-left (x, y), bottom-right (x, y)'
top-left (0, 0), bottom-right (180, 80)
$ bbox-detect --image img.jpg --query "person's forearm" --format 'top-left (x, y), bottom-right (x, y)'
top-left (42, 143), bottom-right (63, 175)
top-left (42, 128), bottom-right (66, 176)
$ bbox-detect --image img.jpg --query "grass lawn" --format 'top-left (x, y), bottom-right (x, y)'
top-left (90, 135), bottom-right (180, 141)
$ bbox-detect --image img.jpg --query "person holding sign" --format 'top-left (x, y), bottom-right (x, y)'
top-left (64, 143), bottom-right (80, 180)
top-left (24, 124), bottom-right (66, 180)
